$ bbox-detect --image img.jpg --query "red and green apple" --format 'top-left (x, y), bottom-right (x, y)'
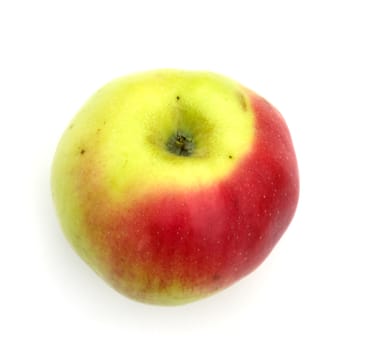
top-left (51, 69), bottom-right (299, 305)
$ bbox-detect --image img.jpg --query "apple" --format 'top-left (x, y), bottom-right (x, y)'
top-left (51, 69), bottom-right (299, 305)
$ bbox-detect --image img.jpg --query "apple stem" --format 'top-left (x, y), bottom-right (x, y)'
top-left (166, 131), bottom-right (194, 157)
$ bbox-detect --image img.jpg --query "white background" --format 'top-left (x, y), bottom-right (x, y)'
top-left (1, 0), bottom-right (369, 349)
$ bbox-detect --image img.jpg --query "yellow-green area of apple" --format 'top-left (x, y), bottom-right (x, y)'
top-left (52, 70), bottom-right (255, 203)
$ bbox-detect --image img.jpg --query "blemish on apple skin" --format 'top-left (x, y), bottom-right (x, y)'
top-left (69, 124), bottom-right (74, 130)
top-left (176, 96), bottom-right (180, 101)
top-left (80, 149), bottom-right (86, 155)
top-left (239, 93), bottom-right (248, 111)
top-left (212, 274), bottom-right (221, 281)
top-left (228, 155), bottom-right (233, 159)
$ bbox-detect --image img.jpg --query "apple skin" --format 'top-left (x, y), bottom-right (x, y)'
top-left (51, 70), bottom-right (299, 305)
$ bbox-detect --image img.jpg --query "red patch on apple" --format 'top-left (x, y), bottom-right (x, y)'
top-left (103, 92), bottom-right (299, 298)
